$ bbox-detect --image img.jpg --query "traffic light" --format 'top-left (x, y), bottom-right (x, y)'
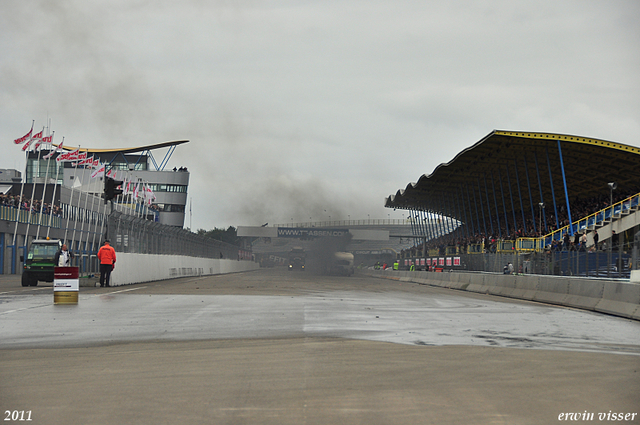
top-left (104, 177), bottom-right (124, 201)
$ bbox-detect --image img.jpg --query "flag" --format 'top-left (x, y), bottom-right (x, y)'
top-left (21, 138), bottom-right (33, 152)
top-left (42, 135), bottom-right (61, 160)
top-left (146, 185), bottom-right (156, 205)
top-left (32, 129), bottom-right (47, 150)
top-left (91, 163), bottom-right (105, 179)
top-left (13, 123), bottom-right (33, 144)
top-left (72, 155), bottom-right (94, 167)
top-left (22, 129), bottom-right (43, 152)
top-left (106, 168), bottom-right (117, 179)
top-left (56, 148), bottom-right (80, 162)
top-left (133, 182), bottom-right (140, 200)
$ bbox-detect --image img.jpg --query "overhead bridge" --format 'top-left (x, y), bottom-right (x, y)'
top-left (237, 226), bottom-right (389, 241)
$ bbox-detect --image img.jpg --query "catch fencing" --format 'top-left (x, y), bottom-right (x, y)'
top-left (1, 206), bottom-right (248, 276)
top-left (400, 240), bottom-right (634, 279)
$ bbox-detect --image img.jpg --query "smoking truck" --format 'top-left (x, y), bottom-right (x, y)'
top-left (288, 247), bottom-right (306, 271)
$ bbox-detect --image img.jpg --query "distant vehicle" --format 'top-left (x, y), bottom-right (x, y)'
top-left (329, 252), bottom-right (354, 276)
top-left (288, 247), bottom-right (306, 271)
top-left (20, 239), bottom-right (62, 287)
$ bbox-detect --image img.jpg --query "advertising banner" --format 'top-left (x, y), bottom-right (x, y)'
top-left (54, 266), bottom-right (79, 305)
top-left (277, 227), bottom-right (350, 238)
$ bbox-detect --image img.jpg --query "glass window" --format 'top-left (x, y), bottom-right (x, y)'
top-left (28, 243), bottom-right (60, 260)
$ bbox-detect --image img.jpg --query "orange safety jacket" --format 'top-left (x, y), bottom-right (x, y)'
top-left (98, 245), bottom-right (117, 265)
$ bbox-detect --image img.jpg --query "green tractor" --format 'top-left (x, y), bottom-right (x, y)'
top-left (21, 239), bottom-right (62, 287)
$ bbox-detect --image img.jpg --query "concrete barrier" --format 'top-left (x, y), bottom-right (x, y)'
top-left (533, 277), bottom-right (570, 306)
top-left (510, 275), bottom-right (539, 301)
top-left (565, 280), bottom-right (605, 310)
top-left (110, 253), bottom-right (259, 286)
top-left (596, 282), bottom-right (640, 320)
top-left (360, 269), bottom-right (640, 322)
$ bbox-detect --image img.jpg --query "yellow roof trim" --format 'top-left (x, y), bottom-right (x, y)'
top-left (494, 130), bottom-right (640, 155)
top-left (52, 140), bottom-right (189, 154)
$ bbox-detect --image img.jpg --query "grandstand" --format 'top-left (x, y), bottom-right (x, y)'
top-left (385, 130), bottom-right (640, 277)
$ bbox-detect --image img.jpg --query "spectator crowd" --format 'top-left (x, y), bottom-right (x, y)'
top-left (0, 193), bottom-right (62, 217)
top-left (401, 190), bottom-right (639, 257)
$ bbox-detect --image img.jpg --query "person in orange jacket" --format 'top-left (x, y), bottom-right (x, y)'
top-left (97, 239), bottom-right (116, 287)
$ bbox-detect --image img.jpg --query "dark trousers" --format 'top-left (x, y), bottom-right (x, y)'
top-left (100, 264), bottom-right (113, 287)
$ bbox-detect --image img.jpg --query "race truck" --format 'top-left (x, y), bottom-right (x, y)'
top-left (288, 247), bottom-right (306, 271)
top-left (328, 251), bottom-right (354, 276)
top-left (20, 238), bottom-right (62, 287)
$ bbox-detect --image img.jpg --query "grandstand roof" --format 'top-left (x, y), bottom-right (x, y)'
top-left (55, 140), bottom-right (189, 154)
top-left (385, 130), bottom-right (640, 228)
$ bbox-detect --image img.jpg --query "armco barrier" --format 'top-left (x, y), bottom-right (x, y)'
top-left (360, 269), bottom-right (640, 321)
top-left (108, 253), bottom-right (259, 286)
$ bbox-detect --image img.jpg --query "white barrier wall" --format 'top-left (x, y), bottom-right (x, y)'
top-left (110, 253), bottom-right (259, 286)
top-left (361, 269), bottom-right (640, 321)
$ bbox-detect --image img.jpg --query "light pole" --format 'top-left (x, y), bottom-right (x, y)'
top-left (608, 182), bottom-right (617, 277)
top-left (538, 203), bottom-right (544, 238)
top-left (608, 182), bottom-right (617, 208)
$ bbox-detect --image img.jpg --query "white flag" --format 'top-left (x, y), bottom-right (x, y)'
top-left (43, 135), bottom-right (62, 160)
top-left (91, 163), bottom-right (105, 179)
top-left (13, 123), bottom-right (33, 145)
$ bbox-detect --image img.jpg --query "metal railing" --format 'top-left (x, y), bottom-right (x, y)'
top-left (541, 193), bottom-right (640, 247)
top-left (0, 204), bottom-right (62, 227)
top-left (399, 245), bottom-right (631, 278)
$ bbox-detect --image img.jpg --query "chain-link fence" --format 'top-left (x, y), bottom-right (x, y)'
top-left (399, 237), bottom-right (634, 279)
top-left (1, 207), bottom-right (247, 276)
top-left (107, 211), bottom-right (241, 259)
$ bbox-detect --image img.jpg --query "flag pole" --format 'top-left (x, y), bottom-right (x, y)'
top-left (76, 156), bottom-right (95, 271)
top-left (86, 159), bottom-right (101, 262)
top-left (70, 148), bottom-right (88, 252)
top-left (11, 121), bottom-right (34, 273)
top-left (24, 132), bottom-right (45, 246)
top-left (36, 130), bottom-right (55, 239)
top-left (12, 148), bottom-right (30, 247)
top-left (46, 138), bottom-right (64, 238)
top-left (64, 146), bottom-right (81, 245)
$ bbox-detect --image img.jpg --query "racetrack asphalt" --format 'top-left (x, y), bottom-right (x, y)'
top-left (1, 269), bottom-right (639, 424)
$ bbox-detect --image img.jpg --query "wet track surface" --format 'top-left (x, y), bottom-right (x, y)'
top-left (2, 269), bottom-right (640, 425)
top-left (1, 269), bottom-right (639, 354)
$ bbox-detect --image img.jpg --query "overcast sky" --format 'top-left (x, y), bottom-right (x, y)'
top-left (2, 1), bottom-right (639, 231)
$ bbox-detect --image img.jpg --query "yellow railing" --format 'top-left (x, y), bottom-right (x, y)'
top-left (542, 192), bottom-right (640, 245)
top-left (467, 244), bottom-right (483, 254)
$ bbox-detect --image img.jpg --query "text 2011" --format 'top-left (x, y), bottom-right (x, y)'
top-left (4, 411), bottom-right (32, 421)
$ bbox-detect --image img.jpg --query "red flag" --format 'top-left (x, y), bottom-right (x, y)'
top-left (13, 123), bottom-right (33, 144)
